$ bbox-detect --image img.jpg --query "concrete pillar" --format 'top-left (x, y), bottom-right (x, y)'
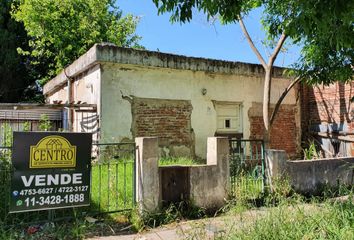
top-left (265, 149), bottom-right (288, 180)
top-left (207, 137), bottom-right (230, 183)
top-left (135, 137), bottom-right (160, 213)
top-left (189, 137), bottom-right (230, 209)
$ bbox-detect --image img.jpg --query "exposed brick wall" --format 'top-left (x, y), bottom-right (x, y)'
top-left (301, 82), bottom-right (354, 128)
top-left (132, 97), bottom-right (193, 156)
top-left (249, 103), bottom-right (299, 157)
top-left (301, 82), bottom-right (354, 156)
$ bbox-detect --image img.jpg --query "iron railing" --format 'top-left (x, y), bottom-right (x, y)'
top-left (90, 143), bottom-right (136, 214)
top-left (229, 139), bottom-right (265, 199)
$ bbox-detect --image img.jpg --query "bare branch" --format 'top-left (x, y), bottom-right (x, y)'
top-left (270, 76), bottom-right (302, 126)
top-left (268, 32), bottom-right (287, 67)
top-left (239, 18), bottom-right (267, 69)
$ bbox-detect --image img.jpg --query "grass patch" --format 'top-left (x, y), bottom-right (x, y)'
top-left (159, 157), bottom-right (202, 166)
top-left (226, 198), bottom-right (354, 239)
top-left (90, 159), bottom-right (134, 213)
top-left (231, 175), bottom-right (263, 200)
top-left (0, 213), bottom-right (134, 240)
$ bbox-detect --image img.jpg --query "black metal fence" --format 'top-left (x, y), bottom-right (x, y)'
top-left (0, 142), bottom-right (136, 226)
top-left (229, 139), bottom-right (265, 199)
top-left (90, 143), bottom-right (136, 214)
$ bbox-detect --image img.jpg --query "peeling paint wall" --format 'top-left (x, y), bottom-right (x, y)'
top-left (46, 64), bottom-right (101, 107)
top-left (100, 63), bottom-right (298, 157)
top-left (46, 64), bottom-right (101, 138)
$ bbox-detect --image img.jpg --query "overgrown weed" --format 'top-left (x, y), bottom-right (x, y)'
top-left (216, 182), bottom-right (354, 240)
top-left (0, 212), bottom-right (134, 240)
top-left (129, 201), bottom-right (207, 232)
top-left (0, 221), bottom-right (88, 240)
top-left (226, 195), bottom-right (353, 239)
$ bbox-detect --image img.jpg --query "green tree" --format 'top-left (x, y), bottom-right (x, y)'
top-left (12, 0), bottom-right (142, 85)
top-left (152, 0), bottom-right (354, 142)
top-left (38, 114), bottom-right (52, 131)
top-left (0, 0), bottom-right (32, 102)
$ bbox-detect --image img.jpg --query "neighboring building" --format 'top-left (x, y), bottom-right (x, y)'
top-left (301, 82), bottom-right (354, 157)
top-left (43, 43), bottom-right (301, 158)
top-left (0, 104), bottom-right (62, 146)
top-left (0, 103), bottom-right (98, 146)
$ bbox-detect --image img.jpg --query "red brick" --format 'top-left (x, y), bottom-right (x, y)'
top-left (133, 99), bottom-right (193, 146)
top-left (301, 82), bottom-right (354, 134)
top-left (250, 106), bottom-right (297, 156)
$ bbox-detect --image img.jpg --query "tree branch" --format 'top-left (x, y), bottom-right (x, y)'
top-left (239, 18), bottom-right (267, 69)
top-left (268, 32), bottom-right (287, 67)
top-left (270, 76), bottom-right (302, 126)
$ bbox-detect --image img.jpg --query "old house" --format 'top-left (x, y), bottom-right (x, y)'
top-left (43, 43), bottom-right (301, 158)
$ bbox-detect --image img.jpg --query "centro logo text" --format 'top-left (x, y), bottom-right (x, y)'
top-left (30, 136), bottom-right (77, 168)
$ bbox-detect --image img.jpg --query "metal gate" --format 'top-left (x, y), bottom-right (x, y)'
top-left (229, 139), bottom-right (265, 199)
top-left (90, 142), bottom-right (136, 214)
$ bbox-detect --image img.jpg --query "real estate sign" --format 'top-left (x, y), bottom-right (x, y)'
top-left (10, 132), bottom-right (92, 213)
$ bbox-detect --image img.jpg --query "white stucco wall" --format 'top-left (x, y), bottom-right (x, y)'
top-left (46, 64), bottom-right (101, 108)
top-left (100, 63), bottom-right (297, 157)
top-left (47, 86), bottom-right (67, 104)
top-left (72, 65), bottom-right (101, 112)
top-left (46, 65), bottom-right (101, 135)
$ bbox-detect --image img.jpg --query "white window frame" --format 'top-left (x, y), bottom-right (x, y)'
top-left (215, 101), bottom-right (243, 134)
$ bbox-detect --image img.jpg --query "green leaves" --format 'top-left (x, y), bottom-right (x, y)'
top-left (263, 0), bottom-right (354, 84)
top-left (153, 0), bottom-right (353, 85)
top-left (0, 0), bottom-right (33, 102)
top-left (153, 0), bottom-right (260, 23)
top-left (12, 0), bottom-right (142, 85)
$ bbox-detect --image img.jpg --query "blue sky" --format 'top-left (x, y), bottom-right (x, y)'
top-left (118, 1), bottom-right (301, 67)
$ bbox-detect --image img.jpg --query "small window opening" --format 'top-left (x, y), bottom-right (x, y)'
top-left (225, 119), bottom-right (231, 128)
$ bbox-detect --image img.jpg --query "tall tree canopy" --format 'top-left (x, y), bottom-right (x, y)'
top-left (12, 0), bottom-right (142, 85)
top-left (153, 0), bottom-right (354, 134)
top-left (0, 0), bottom-right (32, 102)
top-left (153, 0), bottom-right (353, 83)
top-left (263, 0), bottom-right (353, 84)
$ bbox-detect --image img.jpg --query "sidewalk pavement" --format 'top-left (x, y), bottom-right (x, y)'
top-left (87, 209), bottom-right (266, 240)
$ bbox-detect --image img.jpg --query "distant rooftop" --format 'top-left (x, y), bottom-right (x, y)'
top-left (44, 43), bottom-right (290, 96)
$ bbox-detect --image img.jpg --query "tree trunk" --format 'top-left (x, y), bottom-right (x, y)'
top-left (263, 68), bottom-right (272, 148)
top-left (239, 17), bottom-right (287, 148)
top-left (263, 69), bottom-right (271, 130)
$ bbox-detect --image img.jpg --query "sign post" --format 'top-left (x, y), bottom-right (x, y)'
top-left (10, 132), bottom-right (92, 213)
